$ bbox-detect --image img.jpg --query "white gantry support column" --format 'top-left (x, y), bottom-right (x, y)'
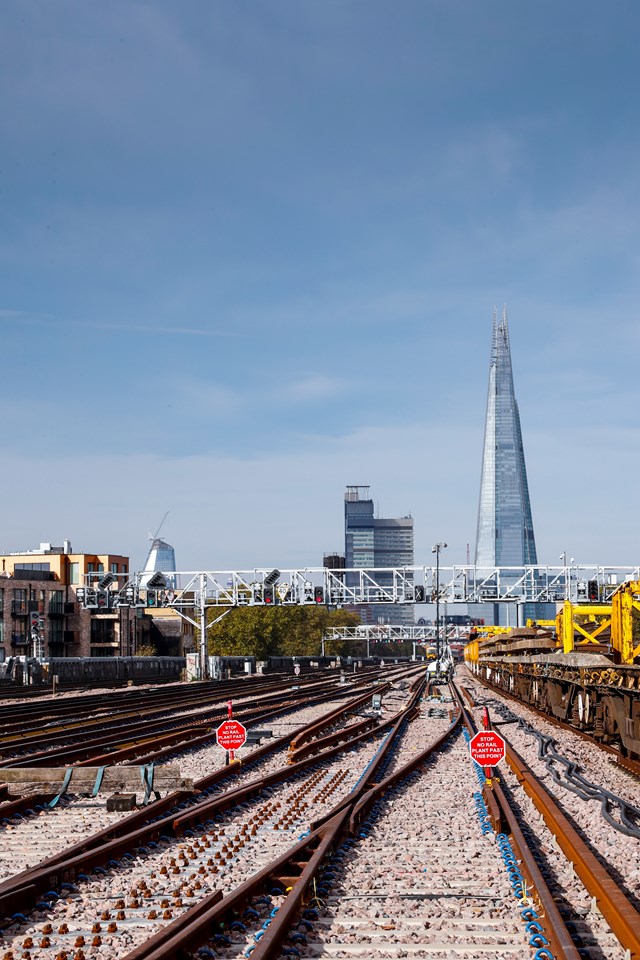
top-left (199, 572), bottom-right (208, 681)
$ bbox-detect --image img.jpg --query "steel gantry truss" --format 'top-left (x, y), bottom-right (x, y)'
top-left (78, 564), bottom-right (640, 678)
top-left (321, 624), bottom-right (469, 658)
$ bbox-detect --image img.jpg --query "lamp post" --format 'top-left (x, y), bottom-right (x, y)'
top-left (432, 542), bottom-right (447, 672)
top-left (560, 553), bottom-right (575, 601)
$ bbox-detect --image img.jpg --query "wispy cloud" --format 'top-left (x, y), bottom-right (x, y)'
top-left (0, 310), bottom-right (238, 338)
top-left (281, 375), bottom-right (351, 401)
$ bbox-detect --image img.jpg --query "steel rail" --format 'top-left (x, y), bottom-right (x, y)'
top-left (117, 685), bottom-right (430, 960)
top-left (502, 736), bottom-right (640, 959)
top-left (0, 676), bottom-right (392, 829)
top-left (0, 676), bottom-right (389, 768)
top-left (0, 663), bottom-right (411, 729)
top-left (459, 674), bottom-right (640, 960)
top-left (121, 810), bottom-right (351, 960)
top-left (288, 683), bottom-right (391, 752)
top-left (117, 681), bottom-right (437, 960)
top-left (451, 684), bottom-right (582, 960)
top-left (241, 679), bottom-right (581, 960)
top-left (466, 668), bottom-right (640, 777)
top-left (0, 683), bottom-right (411, 919)
top-left (0, 672), bottom-right (374, 751)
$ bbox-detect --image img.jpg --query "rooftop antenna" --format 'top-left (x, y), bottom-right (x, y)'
top-left (149, 511), bottom-right (169, 542)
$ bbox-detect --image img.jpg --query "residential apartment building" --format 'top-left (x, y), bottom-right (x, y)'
top-left (0, 541), bottom-right (192, 660)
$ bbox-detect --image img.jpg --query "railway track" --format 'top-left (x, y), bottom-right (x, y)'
top-left (0, 669), bottom-right (412, 769)
top-left (0, 674), bottom-right (425, 956)
top-left (1, 667), bottom-right (638, 959)
top-left (0, 670), bottom-right (419, 838)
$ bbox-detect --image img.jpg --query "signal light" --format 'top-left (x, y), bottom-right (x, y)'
top-left (314, 586), bottom-right (324, 604)
top-left (97, 590), bottom-right (109, 609)
top-left (147, 571), bottom-right (167, 589)
top-left (264, 587), bottom-right (274, 605)
top-left (414, 586), bottom-right (426, 603)
top-left (30, 611), bottom-right (41, 631)
top-left (147, 590), bottom-right (157, 608)
top-left (587, 580), bottom-right (598, 602)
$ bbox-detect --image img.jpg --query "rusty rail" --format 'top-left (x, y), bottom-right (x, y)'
top-left (458, 677), bottom-right (640, 960)
top-left (503, 736), bottom-right (640, 959)
top-left (0, 682), bottom-right (414, 919)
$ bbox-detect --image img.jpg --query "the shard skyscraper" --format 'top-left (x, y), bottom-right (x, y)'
top-left (475, 307), bottom-right (537, 569)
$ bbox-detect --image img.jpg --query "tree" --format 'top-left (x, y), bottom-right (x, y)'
top-left (205, 605), bottom-right (361, 658)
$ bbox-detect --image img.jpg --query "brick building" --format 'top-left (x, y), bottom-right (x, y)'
top-left (0, 542), bottom-right (193, 660)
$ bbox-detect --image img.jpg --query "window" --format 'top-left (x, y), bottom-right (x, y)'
top-left (14, 562), bottom-right (50, 572)
top-left (0, 588), bottom-right (3, 614)
top-left (12, 620), bottom-right (28, 645)
top-left (111, 563), bottom-right (118, 575)
top-left (12, 588), bottom-right (27, 615)
top-left (91, 619), bottom-right (115, 644)
top-left (69, 562), bottom-right (79, 585)
top-left (87, 563), bottom-right (95, 574)
top-left (97, 563), bottom-right (104, 573)
top-left (49, 590), bottom-right (64, 614)
top-left (91, 646), bottom-right (116, 657)
top-left (49, 619), bottom-right (63, 648)
top-left (121, 564), bottom-right (127, 574)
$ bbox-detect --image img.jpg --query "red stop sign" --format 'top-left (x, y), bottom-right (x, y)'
top-left (216, 719), bottom-right (247, 751)
top-left (469, 730), bottom-right (506, 767)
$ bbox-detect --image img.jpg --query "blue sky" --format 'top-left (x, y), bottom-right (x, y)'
top-left (1, 1), bottom-right (639, 571)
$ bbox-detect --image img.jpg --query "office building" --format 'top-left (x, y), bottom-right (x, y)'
top-left (475, 307), bottom-right (537, 568)
top-left (344, 486), bottom-right (414, 627)
top-left (474, 309), bottom-right (551, 625)
top-left (141, 537), bottom-right (178, 589)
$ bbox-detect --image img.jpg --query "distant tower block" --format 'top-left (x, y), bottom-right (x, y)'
top-left (475, 307), bottom-right (537, 568)
top-left (344, 485), bottom-right (414, 627)
top-left (141, 537), bottom-right (177, 589)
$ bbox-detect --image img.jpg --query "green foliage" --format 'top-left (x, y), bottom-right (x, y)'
top-left (136, 642), bottom-right (157, 657)
top-left (204, 605), bottom-right (361, 658)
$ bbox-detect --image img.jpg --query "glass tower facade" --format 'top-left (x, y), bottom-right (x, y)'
top-left (141, 538), bottom-right (177, 589)
top-left (475, 308), bottom-right (537, 569)
top-left (344, 486), bottom-right (414, 627)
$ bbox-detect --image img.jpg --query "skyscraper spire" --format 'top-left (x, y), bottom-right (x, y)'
top-left (475, 307), bottom-right (537, 568)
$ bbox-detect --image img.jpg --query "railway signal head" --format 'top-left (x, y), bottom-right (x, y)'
top-left (264, 586), bottom-right (274, 605)
top-left (414, 586), bottom-right (426, 603)
top-left (97, 590), bottom-right (109, 609)
top-left (314, 586), bottom-right (325, 604)
top-left (587, 580), bottom-right (599, 602)
top-left (146, 590), bottom-right (157, 608)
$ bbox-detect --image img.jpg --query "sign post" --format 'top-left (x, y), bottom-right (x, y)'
top-left (469, 730), bottom-right (506, 782)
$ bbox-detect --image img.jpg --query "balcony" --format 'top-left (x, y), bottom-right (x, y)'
top-left (48, 602), bottom-right (65, 618)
